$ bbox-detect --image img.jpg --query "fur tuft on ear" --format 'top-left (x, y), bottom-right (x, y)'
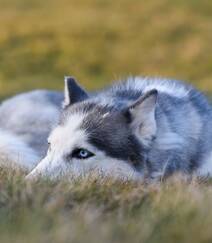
top-left (63, 76), bottom-right (89, 108)
top-left (127, 89), bottom-right (158, 145)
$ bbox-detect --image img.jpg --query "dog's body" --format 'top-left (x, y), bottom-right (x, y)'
top-left (0, 128), bottom-right (40, 170)
top-left (0, 90), bottom-right (62, 170)
top-left (0, 77), bottom-right (212, 180)
top-left (0, 90), bottom-right (63, 156)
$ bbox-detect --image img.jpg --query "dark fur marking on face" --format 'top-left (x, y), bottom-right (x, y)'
top-left (79, 104), bottom-right (147, 169)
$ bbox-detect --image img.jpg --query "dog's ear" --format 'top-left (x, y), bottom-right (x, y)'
top-left (125, 90), bottom-right (158, 145)
top-left (63, 76), bottom-right (89, 108)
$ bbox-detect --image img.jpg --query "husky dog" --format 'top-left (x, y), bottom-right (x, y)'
top-left (24, 76), bottom-right (212, 181)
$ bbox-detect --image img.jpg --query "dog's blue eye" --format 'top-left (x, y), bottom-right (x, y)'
top-left (72, 148), bottom-right (94, 159)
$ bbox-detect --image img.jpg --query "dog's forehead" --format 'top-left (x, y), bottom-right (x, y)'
top-left (61, 102), bottom-right (113, 121)
top-left (60, 102), bottom-right (119, 128)
top-left (60, 102), bottom-right (130, 137)
top-left (49, 112), bottom-right (87, 151)
top-left (50, 103), bottom-right (115, 146)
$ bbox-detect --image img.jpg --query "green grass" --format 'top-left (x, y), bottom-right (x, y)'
top-left (0, 169), bottom-right (212, 243)
top-left (0, 0), bottom-right (212, 98)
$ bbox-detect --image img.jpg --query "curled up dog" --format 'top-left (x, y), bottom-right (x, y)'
top-left (0, 77), bottom-right (212, 181)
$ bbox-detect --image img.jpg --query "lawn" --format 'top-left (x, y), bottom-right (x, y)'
top-left (0, 0), bottom-right (212, 242)
top-left (0, 170), bottom-right (212, 243)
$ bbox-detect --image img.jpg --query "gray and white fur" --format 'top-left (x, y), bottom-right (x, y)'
top-left (0, 90), bottom-right (63, 170)
top-left (1, 77), bottom-right (212, 181)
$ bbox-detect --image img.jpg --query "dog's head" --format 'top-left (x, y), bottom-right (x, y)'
top-left (27, 77), bottom-right (158, 181)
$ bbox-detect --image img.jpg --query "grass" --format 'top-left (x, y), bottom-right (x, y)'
top-left (0, 0), bottom-right (212, 98)
top-left (1, 0), bottom-right (212, 242)
top-left (0, 169), bottom-right (212, 243)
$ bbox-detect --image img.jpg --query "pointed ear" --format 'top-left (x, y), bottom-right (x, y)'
top-left (126, 90), bottom-right (158, 144)
top-left (63, 76), bottom-right (89, 108)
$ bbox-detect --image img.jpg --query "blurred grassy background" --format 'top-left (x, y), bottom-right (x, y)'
top-left (0, 0), bottom-right (212, 98)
